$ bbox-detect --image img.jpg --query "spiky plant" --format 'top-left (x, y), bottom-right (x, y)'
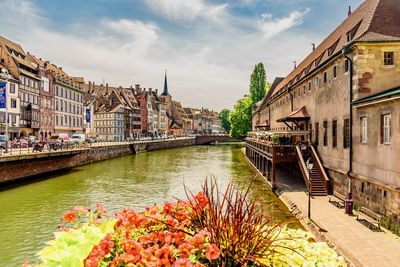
top-left (185, 176), bottom-right (300, 266)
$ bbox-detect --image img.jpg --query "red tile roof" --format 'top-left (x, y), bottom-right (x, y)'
top-left (272, 0), bottom-right (400, 97)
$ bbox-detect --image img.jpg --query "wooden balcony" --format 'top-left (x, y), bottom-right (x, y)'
top-left (245, 138), bottom-right (297, 163)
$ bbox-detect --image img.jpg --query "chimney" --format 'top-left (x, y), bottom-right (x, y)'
top-left (135, 84), bottom-right (140, 90)
top-left (149, 88), bottom-right (152, 92)
top-left (312, 43), bottom-right (315, 51)
top-left (348, 6), bottom-right (352, 17)
top-left (155, 89), bottom-right (158, 95)
top-left (293, 61), bottom-right (297, 69)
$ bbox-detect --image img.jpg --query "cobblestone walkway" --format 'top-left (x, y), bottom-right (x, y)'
top-left (276, 171), bottom-right (400, 267)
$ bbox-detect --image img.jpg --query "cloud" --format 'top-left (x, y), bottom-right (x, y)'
top-left (144, 0), bottom-right (228, 22)
top-left (0, 0), bottom-right (317, 111)
top-left (102, 19), bottom-right (159, 51)
top-left (259, 8), bottom-right (310, 38)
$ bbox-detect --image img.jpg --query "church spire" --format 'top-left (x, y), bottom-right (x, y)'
top-left (161, 69), bottom-right (169, 96)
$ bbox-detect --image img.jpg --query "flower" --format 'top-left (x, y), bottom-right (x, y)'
top-left (173, 258), bottom-right (192, 267)
top-left (205, 243), bottom-right (220, 261)
top-left (62, 210), bottom-right (77, 223)
top-left (194, 192), bottom-right (209, 209)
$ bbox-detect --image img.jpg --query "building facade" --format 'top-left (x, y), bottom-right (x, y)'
top-left (0, 66), bottom-right (20, 140)
top-left (252, 0), bottom-right (400, 226)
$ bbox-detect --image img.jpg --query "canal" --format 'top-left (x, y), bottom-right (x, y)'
top-left (0, 144), bottom-right (297, 265)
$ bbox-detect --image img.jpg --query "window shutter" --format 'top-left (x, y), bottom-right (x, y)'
top-left (380, 115), bottom-right (384, 144)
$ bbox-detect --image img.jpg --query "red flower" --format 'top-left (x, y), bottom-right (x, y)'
top-left (62, 210), bottom-right (76, 223)
top-left (173, 258), bottom-right (192, 267)
top-left (178, 242), bottom-right (193, 258)
top-left (194, 192), bottom-right (209, 209)
top-left (205, 244), bottom-right (220, 261)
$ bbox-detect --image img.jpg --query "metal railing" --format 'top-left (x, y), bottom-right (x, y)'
top-left (0, 136), bottom-right (195, 157)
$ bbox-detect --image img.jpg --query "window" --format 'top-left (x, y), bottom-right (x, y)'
top-left (323, 121), bottom-right (328, 146)
top-left (11, 98), bottom-right (17, 108)
top-left (303, 85), bottom-right (306, 95)
top-left (343, 119), bottom-right (350, 148)
top-left (293, 90), bottom-right (296, 98)
top-left (308, 81), bottom-right (311, 91)
top-left (381, 114), bottom-right (391, 144)
top-left (384, 52), bottom-right (394, 66)
top-left (10, 83), bottom-right (15, 93)
top-left (332, 120), bottom-right (337, 147)
top-left (344, 59), bottom-right (349, 73)
top-left (333, 66), bottom-right (337, 78)
top-left (42, 77), bottom-right (49, 92)
top-left (323, 72), bottom-right (327, 83)
top-left (360, 117), bottom-right (367, 143)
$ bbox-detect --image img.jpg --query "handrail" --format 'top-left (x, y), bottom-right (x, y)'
top-left (295, 146), bottom-right (310, 189)
top-left (309, 145), bottom-right (330, 192)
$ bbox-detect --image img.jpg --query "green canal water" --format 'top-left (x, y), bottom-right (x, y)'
top-left (0, 145), bottom-right (297, 266)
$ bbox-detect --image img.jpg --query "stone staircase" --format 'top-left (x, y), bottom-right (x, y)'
top-left (309, 165), bottom-right (327, 196)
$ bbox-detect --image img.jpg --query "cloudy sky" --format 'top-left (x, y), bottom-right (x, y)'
top-left (0, 0), bottom-right (362, 111)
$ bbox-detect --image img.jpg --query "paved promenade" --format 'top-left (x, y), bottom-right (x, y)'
top-left (275, 170), bottom-right (400, 267)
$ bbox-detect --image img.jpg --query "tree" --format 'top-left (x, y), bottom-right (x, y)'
top-left (229, 96), bottom-right (253, 138)
top-left (219, 109), bottom-right (231, 134)
top-left (249, 63), bottom-right (266, 104)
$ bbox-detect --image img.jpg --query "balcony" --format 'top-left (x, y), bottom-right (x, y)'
top-left (245, 138), bottom-right (297, 163)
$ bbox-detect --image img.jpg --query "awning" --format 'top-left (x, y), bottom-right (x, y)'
top-left (277, 106), bottom-right (310, 122)
top-left (255, 120), bottom-right (269, 129)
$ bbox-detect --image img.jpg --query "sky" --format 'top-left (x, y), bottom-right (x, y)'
top-left (0, 0), bottom-right (363, 111)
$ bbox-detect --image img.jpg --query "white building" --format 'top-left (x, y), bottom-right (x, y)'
top-left (54, 76), bottom-right (84, 135)
top-left (0, 66), bottom-right (20, 140)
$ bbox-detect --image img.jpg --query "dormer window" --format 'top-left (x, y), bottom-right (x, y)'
top-left (346, 20), bottom-right (362, 43)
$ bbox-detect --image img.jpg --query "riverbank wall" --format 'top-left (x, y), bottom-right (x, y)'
top-left (0, 138), bottom-right (196, 185)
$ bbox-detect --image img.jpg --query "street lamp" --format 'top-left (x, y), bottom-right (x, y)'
top-left (0, 68), bottom-right (11, 153)
top-left (306, 158), bottom-right (314, 219)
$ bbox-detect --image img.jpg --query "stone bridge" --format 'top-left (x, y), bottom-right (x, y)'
top-left (195, 134), bottom-right (243, 145)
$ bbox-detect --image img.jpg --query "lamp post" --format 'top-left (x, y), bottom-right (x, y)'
top-left (0, 68), bottom-right (11, 153)
top-left (306, 158), bottom-right (314, 219)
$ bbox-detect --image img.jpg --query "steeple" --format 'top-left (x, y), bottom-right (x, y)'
top-left (161, 69), bottom-right (169, 96)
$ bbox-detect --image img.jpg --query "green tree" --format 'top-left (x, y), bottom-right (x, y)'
top-left (249, 63), bottom-right (266, 104)
top-left (229, 96), bottom-right (253, 138)
top-left (219, 109), bottom-right (231, 134)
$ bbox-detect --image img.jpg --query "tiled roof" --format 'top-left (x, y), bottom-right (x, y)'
top-left (272, 0), bottom-right (400, 97)
top-left (255, 77), bottom-right (284, 112)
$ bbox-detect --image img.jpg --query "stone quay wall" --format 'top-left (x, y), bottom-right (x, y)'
top-left (0, 138), bottom-right (196, 185)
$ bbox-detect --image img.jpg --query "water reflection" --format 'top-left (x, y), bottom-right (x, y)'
top-left (0, 145), bottom-right (296, 265)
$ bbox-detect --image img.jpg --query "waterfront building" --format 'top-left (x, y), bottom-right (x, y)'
top-left (27, 55), bottom-right (55, 140)
top-left (50, 66), bottom-right (84, 136)
top-left (158, 98), bottom-right (168, 135)
top-left (211, 111), bottom-right (223, 134)
top-left (119, 87), bottom-right (141, 139)
top-left (86, 82), bottom-right (142, 139)
top-left (251, 0), bottom-right (400, 226)
top-left (170, 100), bottom-right (191, 136)
top-left (134, 86), bottom-right (149, 136)
top-left (93, 90), bottom-right (125, 141)
top-left (0, 64), bottom-right (20, 140)
top-left (0, 36), bottom-right (40, 137)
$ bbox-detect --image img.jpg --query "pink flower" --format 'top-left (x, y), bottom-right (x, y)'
top-left (173, 258), bottom-right (192, 267)
top-left (205, 244), bottom-right (220, 261)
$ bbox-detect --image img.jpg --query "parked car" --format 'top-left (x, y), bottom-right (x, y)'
top-left (0, 135), bottom-right (7, 149)
top-left (11, 139), bottom-right (29, 148)
top-left (71, 134), bottom-right (86, 144)
top-left (50, 133), bottom-right (70, 143)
